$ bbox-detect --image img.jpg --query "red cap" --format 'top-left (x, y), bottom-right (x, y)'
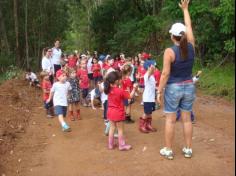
top-left (56, 69), bottom-right (64, 79)
top-left (142, 52), bottom-right (151, 60)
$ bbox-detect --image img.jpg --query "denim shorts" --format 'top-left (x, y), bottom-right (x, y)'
top-left (54, 106), bottom-right (67, 117)
top-left (144, 102), bottom-right (156, 115)
top-left (164, 82), bottom-right (195, 113)
top-left (82, 88), bottom-right (89, 99)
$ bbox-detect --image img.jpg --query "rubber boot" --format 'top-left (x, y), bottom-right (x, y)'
top-left (69, 111), bottom-right (75, 121)
top-left (46, 109), bottom-right (53, 118)
top-left (77, 109), bottom-right (81, 120)
top-left (118, 136), bottom-right (132, 151)
top-left (108, 136), bottom-right (115, 150)
top-left (146, 117), bottom-right (157, 132)
top-left (139, 118), bottom-right (149, 133)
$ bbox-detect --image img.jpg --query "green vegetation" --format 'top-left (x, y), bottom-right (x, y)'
top-left (0, 0), bottom-right (234, 100)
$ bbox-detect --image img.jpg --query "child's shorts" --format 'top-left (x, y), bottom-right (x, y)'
top-left (144, 102), bottom-right (156, 115)
top-left (88, 73), bottom-right (94, 80)
top-left (124, 98), bottom-right (135, 106)
top-left (82, 88), bottom-right (89, 99)
top-left (44, 100), bottom-right (53, 110)
top-left (54, 106), bottom-right (67, 117)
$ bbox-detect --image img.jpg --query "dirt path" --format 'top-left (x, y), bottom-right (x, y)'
top-left (0, 80), bottom-right (235, 176)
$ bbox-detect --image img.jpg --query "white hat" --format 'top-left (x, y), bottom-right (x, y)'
top-left (169, 23), bottom-right (186, 37)
top-left (81, 54), bottom-right (87, 58)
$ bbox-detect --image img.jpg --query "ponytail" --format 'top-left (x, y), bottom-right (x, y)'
top-left (179, 32), bottom-right (188, 60)
top-left (104, 71), bottom-right (121, 95)
top-left (173, 32), bottom-right (188, 60)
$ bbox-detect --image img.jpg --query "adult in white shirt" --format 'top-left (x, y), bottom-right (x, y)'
top-left (51, 40), bottom-right (62, 75)
top-left (41, 47), bottom-right (54, 83)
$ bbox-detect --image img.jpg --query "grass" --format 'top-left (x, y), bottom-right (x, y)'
top-left (193, 61), bottom-right (235, 101)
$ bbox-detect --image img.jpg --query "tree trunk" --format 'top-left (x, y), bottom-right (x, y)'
top-left (0, 5), bottom-right (10, 55)
top-left (25, 0), bottom-right (29, 68)
top-left (13, 0), bottom-right (20, 66)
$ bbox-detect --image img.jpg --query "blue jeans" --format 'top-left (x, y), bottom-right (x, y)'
top-left (164, 82), bottom-right (195, 113)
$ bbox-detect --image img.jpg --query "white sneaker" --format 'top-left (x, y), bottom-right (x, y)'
top-left (182, 147), bottom-right (193, 158)
top-left (140, 102), bottom-right (144, 106)
top-left (160, 147), bottom-right (174, 160)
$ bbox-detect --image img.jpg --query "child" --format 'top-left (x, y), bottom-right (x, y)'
top-left (136, 60), bottom-right (146, 105)
top-left (176, 70), bottom-right (202, 123)
top-left (68, 69), bottom-right (81, 121)
top-left (47, 69), bottom-right (71, 132)
top-left (139, 61), bottom-right (157, 133)
top-left (91, 57), bottom-right (102, 86)
top-left (86, 86), bottom-right (101, 110)
top-left (25, 69), bottom-right (40, 87)
top-left (104, 71), bottom-right (138, 151)
top-left (67, 54), bottom-right (78, 69)
top-left (121, 64), bottom-right (135, 124)
top-left (41, 71), bottom-right (54, 118)
top-left (77, 59), bottom-right (90, 107)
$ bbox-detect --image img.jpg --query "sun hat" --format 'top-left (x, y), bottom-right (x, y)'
top-left (144, 60), bottom-right (156, 70)
top-left (169, 23), bottom-right (186, 37)
top-left (142, 52), bottom-right (151, 60)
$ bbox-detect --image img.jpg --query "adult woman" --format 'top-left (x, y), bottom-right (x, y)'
top-left (51, 40), bottom-right (62, 75)
top-left (157, 0), bottom-right (195, 160)
top-left (41, 47), bottom-right (54, 84)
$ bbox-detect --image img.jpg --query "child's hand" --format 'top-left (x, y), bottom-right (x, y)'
top-left (133, 83), bottom-right (139, 90)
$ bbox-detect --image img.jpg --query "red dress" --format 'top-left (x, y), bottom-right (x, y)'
top-left (77, 69), bottom-right (89, 89)
top-left (107, 86), bottom-right (130, 122)
top-left (121, 77), bottom-right (133, 93)
top-left (92, 63), bottom-right (102, 78)
top-left (68, 56), bottom-right (77, 68)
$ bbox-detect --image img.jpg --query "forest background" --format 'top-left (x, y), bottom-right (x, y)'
top-left (0, 0), bottom-right (234, 100)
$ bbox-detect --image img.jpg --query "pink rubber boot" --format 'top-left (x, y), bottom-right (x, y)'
top-left (118, 136), bottom-right (132, 151)
top-left (108, 136), bottom-right (115, 150)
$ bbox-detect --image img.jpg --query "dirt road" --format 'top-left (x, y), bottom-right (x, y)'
top-left (0, 79), bottom-right (235, 176)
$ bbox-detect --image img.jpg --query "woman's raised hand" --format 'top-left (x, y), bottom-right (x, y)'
top-left (179, 0), bottom-right (190, 10)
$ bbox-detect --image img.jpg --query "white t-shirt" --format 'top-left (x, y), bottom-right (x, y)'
top-left (143, 73), bottom-right (156, 102)
top-left (26, 72), bottom-right (38, 81)
top-left (51, 81), bottom-right (71, 106)
top-left (87, 57), bottom-right (93, 74)
top-left (51, 47), bottom-right (62, 65)
top-left (42, 56), bottom-right (53, 74)
top-left (100, 82), bottom-right (108, 103)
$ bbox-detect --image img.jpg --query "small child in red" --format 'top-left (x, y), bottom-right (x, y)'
top-left (104, 71), bottom-right (138, 151)
top-left (77, 59), bottom-right (90, 106)
top-left (91, 57), bottom-right (102, 86)
top-left (41, 71), bottom-right (54, 118)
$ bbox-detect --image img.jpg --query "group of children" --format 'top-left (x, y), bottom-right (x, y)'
top-left (25, 50), bottom-right (201, 151)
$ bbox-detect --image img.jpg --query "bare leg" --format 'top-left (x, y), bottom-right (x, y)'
top-left (181, 111), bottom-right (193, 148)
top-left (165, 113), bottom-right (176, 149)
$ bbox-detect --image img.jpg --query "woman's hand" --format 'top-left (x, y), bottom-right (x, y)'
top-left (157, 92), bottom-right (163, 106)
top-left (179, 0), bottom-right (190, 10)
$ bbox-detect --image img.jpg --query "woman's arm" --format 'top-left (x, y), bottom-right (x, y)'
top-left (179, 0), bottom-right (195, 47)
top-left (157, 48), bottom-right (174, 104)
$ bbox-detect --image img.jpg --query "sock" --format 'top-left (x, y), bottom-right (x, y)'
top-left (61, 122), bottom-right (66, 127)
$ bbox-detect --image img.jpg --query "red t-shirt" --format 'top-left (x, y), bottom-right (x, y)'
top-left (121, 77), bottom-right (133, 93)
top-left (77, 69), bottom-right (89, 89)
top-left (42, 80), bottom-right (52, 101)
top-left (154, 69), bottom-right (161, 86)
top-left (92, 64), bottom-right (102, 78)
top-left (68, 57), bottom-right (77, 68)
top-left (138, 66), bottom-right (146, 86)
top-left (107, 86), bottom-right (130, 122)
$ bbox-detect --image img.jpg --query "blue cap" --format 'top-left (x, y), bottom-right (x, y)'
top-left (144, 60), bottom-right (156, 70)
top-left (99, 55), bottom-right (106, 61)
